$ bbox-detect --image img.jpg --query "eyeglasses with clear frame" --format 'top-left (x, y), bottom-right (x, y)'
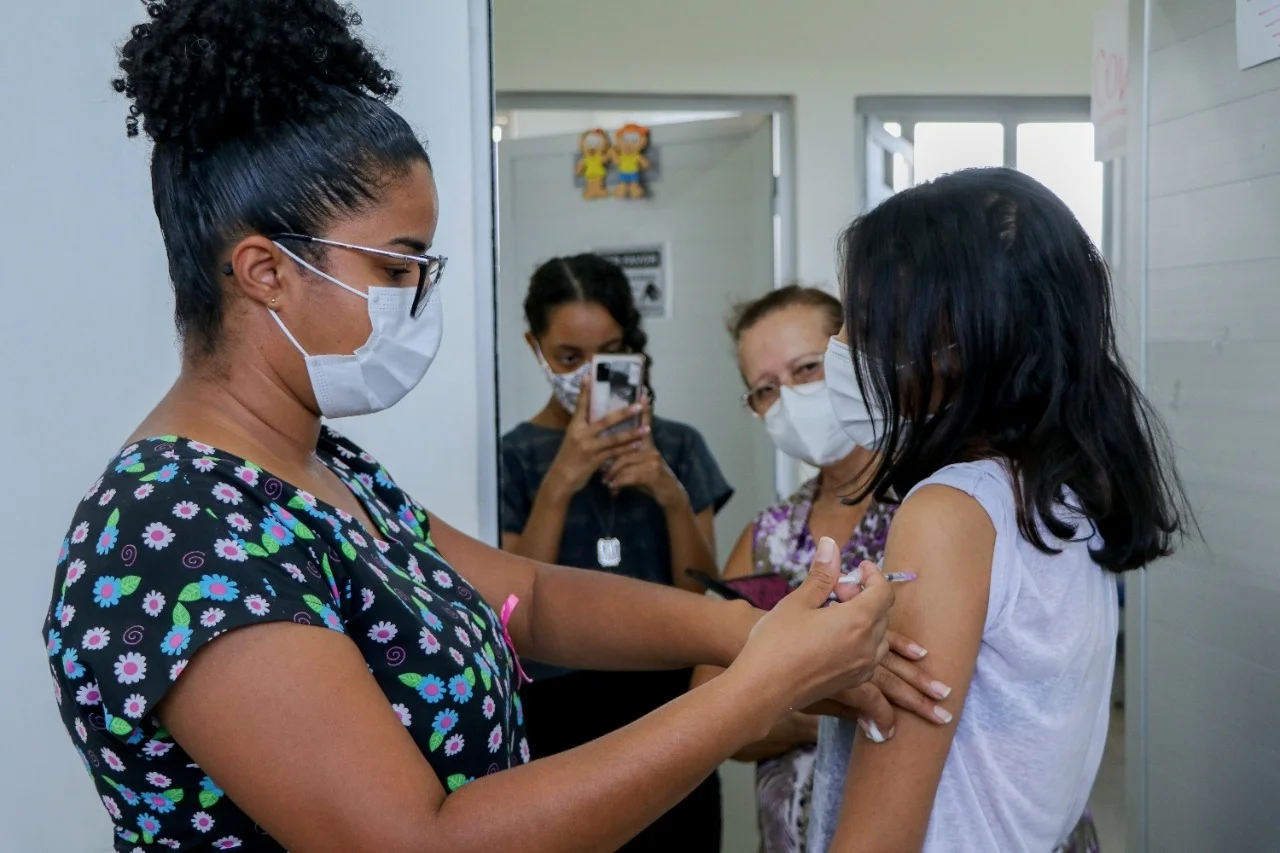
top-left (741, 351), bottom-right (827, 416)
top-left (270, 233), bottom-right (448, 319)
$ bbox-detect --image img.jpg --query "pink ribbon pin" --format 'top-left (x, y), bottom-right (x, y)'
top-left (500, 594), bottom-right (532, 687)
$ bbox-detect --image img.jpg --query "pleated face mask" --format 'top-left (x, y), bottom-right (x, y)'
top-left (269, 241), bottom-right (444, 419)
top-left (762, 381), bottom-right (857, 467)
top-left (823, 337), bottom-right (892, 451)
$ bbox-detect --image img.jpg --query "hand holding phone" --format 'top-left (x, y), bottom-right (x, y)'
top-left (546, 376), bottom-right (648, 497)
top-left (590, 354), bottom-right (645, 439)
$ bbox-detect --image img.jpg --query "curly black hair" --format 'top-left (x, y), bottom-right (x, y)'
top-left (525, 254), bottom-right (657, 404)
top-left (113, 0), bottom-right (430, 356)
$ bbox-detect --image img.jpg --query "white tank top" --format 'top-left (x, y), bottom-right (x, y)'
top-left (808, 459), bottom-right (1119, 852)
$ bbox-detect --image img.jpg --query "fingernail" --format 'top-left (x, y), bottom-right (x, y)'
top-left (632, 441), bottom-right (643, 450)
top-left (930, 681), bottom-right (952, 699)
top-left (630, 404), bottom-right (643, 413)
top-left (641, 425), bottom-right (651, 435)
top-left (816, 536), bottom-right (837, 564)
top-left (907, 643), bottom-right (928, 658)
top-left (933, 705), bottom-right (953, 724)
top-left (857, 719), bottom-right (885, 743)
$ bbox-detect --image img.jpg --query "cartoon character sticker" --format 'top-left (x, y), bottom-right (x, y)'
top-left (610, 124), bottom-right (651, 199)
top-left (575, 129), bottom-right (612, 200)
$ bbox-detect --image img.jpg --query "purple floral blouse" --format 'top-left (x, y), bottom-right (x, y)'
top-left (749, 477), bottom-right (896, 853)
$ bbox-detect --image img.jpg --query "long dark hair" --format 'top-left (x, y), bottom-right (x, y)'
top-left (113, 0), bottom-right (429, 358)
top-left (838, 167), bottom-right (1187, 573)
top-left (524, 254), bottom-right (655, 401)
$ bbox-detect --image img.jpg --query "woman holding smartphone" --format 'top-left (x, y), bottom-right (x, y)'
top-left (500, 253), bottom-right (732, 850)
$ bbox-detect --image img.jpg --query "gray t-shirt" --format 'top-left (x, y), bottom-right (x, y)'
top-left (807, 460), bottom-right (1118, 853)
top-left (500, 416), bottom-right (733, 681)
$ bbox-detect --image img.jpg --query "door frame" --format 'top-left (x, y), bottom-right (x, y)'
top-left (494, 91), bottom-right (800, 499)
top-left (469, 0), bottom-right (500, 545)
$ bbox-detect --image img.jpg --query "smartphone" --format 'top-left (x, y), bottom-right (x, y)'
top-left (686, 570), bottom-right (750, 603)
top-left (590, 353), bottom-right (645, 438)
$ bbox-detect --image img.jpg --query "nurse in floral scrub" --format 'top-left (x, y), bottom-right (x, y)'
top-left (41, 3), bottom-right (947, 852)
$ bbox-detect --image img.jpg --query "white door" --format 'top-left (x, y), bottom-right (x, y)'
top-left (864, 115), bottom-right (915, 210)
top-left (497, 115), bottom-right (778, 567)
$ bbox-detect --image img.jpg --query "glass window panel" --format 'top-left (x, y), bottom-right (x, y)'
top-left (912, 122), bottom-right (1004, 184)
top-left (892, 153), bottom-right (911, 192)
top-left (1016, 122), bottom-right (1105, 250)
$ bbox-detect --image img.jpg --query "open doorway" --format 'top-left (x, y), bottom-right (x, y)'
top-left (857, 94), bottom-right (1125, 853)
top-left (493, 94), bottom-right (796, 853)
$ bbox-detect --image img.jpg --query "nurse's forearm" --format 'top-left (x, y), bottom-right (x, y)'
top-left (526, 560), bottom-right (761, 670)
top-left (691, 664), bottom-right (818, 761)
top-left (435, 664), bottom-right (778, 853)
top-left (431, 513), bottom-right (759, 672)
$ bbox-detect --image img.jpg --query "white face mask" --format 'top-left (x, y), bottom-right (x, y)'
top-left (823, 338), bottom-right (892, 451)
top-left (762, 381), bottom-right (857, 467)
top-left (269, 243), bottom-right (444, 419)
top-left (535, 346), bottom-right (590, 414)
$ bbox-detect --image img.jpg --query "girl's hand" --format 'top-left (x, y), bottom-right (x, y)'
top-left (546, 384), bottom-right (647, 497)
top-left (604, 399), bottom-right (688, 510)
top-left (727, 540), bottom-right (894, 734)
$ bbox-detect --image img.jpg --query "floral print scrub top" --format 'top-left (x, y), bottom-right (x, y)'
top-left (43, 428), bottom-right (527, 851)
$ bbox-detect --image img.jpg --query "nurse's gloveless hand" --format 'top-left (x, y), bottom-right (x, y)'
top-left (731, 537), bottom-right (893, 722)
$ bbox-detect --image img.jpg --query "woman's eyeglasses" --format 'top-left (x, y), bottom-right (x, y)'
top-left (741, 353), bottom-right (826, 415)
top-left (270, 233), bottom-right (447, 319)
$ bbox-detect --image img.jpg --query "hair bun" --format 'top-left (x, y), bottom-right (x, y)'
top-left (112, 0), bottom-right (399, 151)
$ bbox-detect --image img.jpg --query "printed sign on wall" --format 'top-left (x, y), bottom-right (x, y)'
top-left (1237, 0), bottom-right (1280, 70)
top-left (594, 246), bottom-right (670, 320)
top-left (1091, 0), bottom-right (1129, 162)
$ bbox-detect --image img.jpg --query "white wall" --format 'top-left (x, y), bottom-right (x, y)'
top-left (498, 109), bottom-right (739, 139)
top-left (1138, 2), bottom-right (1280, 850)
top-left (494, 0), bottom-right (1096, 288)
top-left (0, 2), bottom-right (493, 850)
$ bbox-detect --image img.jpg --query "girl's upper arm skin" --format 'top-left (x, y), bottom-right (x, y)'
top-left (829, 484), bottom-right (995, 853)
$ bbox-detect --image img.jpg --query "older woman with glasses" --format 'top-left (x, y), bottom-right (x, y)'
top-left (692, 285), bottom-right (950, 853)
